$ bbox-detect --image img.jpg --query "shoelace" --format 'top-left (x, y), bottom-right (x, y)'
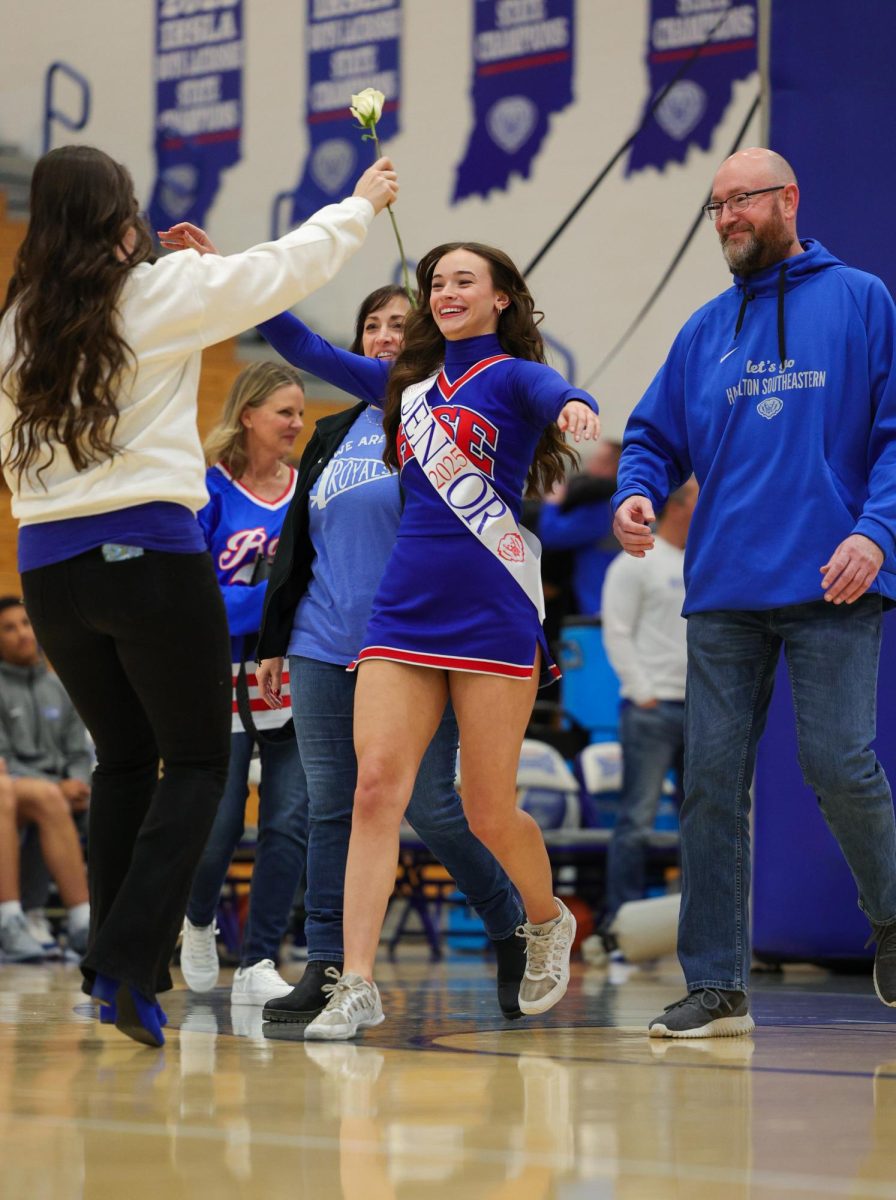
top-left (663, 988), bottom-right (732, 1016)
top-left (517, 920), bottom-right (568, 979)
top-left (866, 923), bottom-right (896, 957)
top-left (321, 967), bottom-right (367, 1015)
top-left (185, 922), bottom-right (219, 966)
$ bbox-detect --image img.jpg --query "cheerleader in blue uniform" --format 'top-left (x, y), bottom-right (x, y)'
top-left (298, 243), bottom-right (600, 1040)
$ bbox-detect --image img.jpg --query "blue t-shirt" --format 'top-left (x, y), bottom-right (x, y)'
top-left (288, 405), bottom-right (401, 664)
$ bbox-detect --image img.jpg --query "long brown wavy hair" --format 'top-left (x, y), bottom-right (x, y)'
top-left (382, 243), bottom-right (576, 496)
top-left (1, 144), bottom-right (154, 483)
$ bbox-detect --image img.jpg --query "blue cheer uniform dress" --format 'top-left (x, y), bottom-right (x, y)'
top-left (352, 333), bottom-right (597, 685)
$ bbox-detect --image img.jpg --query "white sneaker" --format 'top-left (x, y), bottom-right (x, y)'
top-left (303, 969), bottom-right (385, 1041)
top-left (180, 918), bottom-right (220, 993)
top-left (231, 959), bottom-right (292, 1006)
top-left (24, 910), bottom-right (61, 959)
top-left (518, 897), bottom-right (577, 1015)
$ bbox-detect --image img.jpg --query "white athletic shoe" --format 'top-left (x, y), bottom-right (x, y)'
top-left (518, 898), bottom-right (577, 1015)
top-left (231, 959), bottom-right (292, 1006)
top-left (180, 918), bottom-right (220, 993)
top-left (303, 969), bottom-right (385, 1041)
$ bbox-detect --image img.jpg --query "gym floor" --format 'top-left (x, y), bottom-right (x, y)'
top-left (1, 954), bottom-right (895, 1198)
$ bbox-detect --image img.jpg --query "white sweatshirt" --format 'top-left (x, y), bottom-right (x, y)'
top-left (0, 196), bottom-right (374, 525)
top-left (600, 535), bottom-right (687, 704)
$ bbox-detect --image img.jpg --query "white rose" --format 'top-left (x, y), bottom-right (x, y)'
top-left (350, 87), bottom-right (385, 127)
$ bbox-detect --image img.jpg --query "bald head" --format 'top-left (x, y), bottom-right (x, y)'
top-left (716, 147), bottom-right (797, 190)
top-left (710, 146), bottom-right (802, 275)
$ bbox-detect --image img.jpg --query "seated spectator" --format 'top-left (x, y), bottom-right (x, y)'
top-left (538, 440), bottom-right (623, 615)
top-left (600, 479), bottom-right (698, 938)
top-left (0, 597), bottom-right (91, 958)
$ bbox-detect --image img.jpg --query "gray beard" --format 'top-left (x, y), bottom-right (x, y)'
top-left (722, 229), bottom-right (793, 276)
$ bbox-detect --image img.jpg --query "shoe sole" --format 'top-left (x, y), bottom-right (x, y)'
top-left (873, 965), bottom-right (896, 1007)
top-left (304, 1013), bottom-right (385, 1041)
top-left (518, 910), bottom-right (576, 1016)
top-left (114, 985), bottom-right (165, 1049)
top-left (263, 1007), bottom-right (323, 1024)
top-left (648, 1014), bottom-right (755, 1039)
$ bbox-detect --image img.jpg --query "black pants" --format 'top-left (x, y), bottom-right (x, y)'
top-left (23, 548), bottom-right (231, 999)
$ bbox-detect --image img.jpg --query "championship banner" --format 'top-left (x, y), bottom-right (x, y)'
top-left (453, 0), bottom-right (574, 203)
top-left (148, 0), bottom-right (244, 231)
top-left (291, 0), bottom-right (401, 224)
top-left (626, 0), bottom-right (756, 176)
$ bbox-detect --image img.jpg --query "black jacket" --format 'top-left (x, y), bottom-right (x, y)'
top-left (256, 401), bottom-right (366, 660)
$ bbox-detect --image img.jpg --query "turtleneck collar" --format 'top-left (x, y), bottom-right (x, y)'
top-left (443, 332), bottom-right (505, 373)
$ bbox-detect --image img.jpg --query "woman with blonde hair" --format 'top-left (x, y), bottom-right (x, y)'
top-left (180, 360), bottom-right (310, 1010)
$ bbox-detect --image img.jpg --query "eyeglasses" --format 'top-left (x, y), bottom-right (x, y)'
top-left (702, 185), bottom-right (786, 223)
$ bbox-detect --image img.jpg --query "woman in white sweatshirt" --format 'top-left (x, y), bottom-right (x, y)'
top-left (0, 143), bottom-right (396, 1047)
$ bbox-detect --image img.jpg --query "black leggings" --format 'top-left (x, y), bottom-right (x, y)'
top-left (23, 548), bottom-right (231, 999)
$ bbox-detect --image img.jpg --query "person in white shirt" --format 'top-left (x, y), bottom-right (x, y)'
top-left (600, 478), bottom-right (698, 922)
top-left (0, 143), bottom-right (397, 1047)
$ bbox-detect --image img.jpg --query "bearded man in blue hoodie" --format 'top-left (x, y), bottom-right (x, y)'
top-left (614, 147), bottom-right (896, 1038)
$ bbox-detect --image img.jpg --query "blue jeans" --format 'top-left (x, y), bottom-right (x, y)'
top-left (187, 728), bottom-right (309, 966)
top-left (606, 700), bottom-right (684, 917)
top-left (681, 597), bottom-right (896, 993)
top-left (289, 655), bottom-right (524, 962)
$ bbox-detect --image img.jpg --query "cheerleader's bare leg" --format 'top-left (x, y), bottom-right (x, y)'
top-left (342, 660), bottom-right (450, 980)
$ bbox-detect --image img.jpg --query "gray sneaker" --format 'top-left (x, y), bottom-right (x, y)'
top-left (304, 970), bottom-right (385, 1041)
top-left (648, 988), bottom-right (755, 1038)
top-left (518, 898), bottom-right (577, 1016)
top-left (869, 921), bottom-right (896, 1006)
top-left (0, 913), bottom-right (48, 963)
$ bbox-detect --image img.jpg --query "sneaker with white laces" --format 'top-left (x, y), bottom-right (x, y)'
top-left (518, 898), bottom-right (577, 1016)
top-left (179, 918), bottom-right (220, 993)
top-left (303, 969), bottom-right (385, 1041)
top-left (231, 959), bottom-right (292, 1006)
top-left (0, 912), bottom-right (48, 963)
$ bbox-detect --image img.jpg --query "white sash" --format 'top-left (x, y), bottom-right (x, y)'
top-left (399, 371), bottom-right (546, 620)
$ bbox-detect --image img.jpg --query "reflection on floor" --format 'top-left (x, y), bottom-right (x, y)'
top-left (1, 955), bottom-right (896, 1198)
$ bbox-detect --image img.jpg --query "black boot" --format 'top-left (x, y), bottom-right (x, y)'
top-left (492, 932), bottom-right (527, 1020)
top-left (262, 960), bottom-right (343, 1023)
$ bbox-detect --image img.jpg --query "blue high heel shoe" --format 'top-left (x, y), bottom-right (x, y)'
top-left (93, 974), bottom-right (166, 1047)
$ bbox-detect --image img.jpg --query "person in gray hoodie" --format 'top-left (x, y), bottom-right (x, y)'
top-left (0, 596), bottom-right (91, 960)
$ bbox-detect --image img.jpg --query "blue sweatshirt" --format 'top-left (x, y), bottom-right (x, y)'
top-left (614, 239), bottom-right (896, 613)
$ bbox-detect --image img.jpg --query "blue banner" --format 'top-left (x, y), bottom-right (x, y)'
top-left (291, 0), bottom-right (401, 224)
top-left (626, 0), bottom-right (756, 176)
top-left (148, 0), bottom-right (243, 230)
top-left (453, 0), bottom-right (574, 203)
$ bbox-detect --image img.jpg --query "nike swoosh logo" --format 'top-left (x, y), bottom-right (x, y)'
top-left (719, 347), bottom-right (740, 363)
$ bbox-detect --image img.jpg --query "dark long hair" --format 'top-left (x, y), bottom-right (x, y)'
top-left (382, 243), bottom-right (576, 496)
top-left (349, 283), bottom-right (410, 355)
top-left (1, 144), bottom-right (154, 482)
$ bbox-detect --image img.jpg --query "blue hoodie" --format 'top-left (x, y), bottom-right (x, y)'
top-left (613, 239), bottom-right (896, 614)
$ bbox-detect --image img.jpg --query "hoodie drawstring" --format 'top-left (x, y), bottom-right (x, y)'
top-left (776, 263), bottom-right (787, 369)
top-left (731, 264), bottom-right (788, 369)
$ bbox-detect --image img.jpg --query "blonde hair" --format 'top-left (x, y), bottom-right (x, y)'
top-left (204, 361), bottom-right (305, 476)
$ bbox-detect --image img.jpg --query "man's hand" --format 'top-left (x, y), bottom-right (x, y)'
top-left (353, 156), bottom-right (399, 215)
top-left (613, 494), bottom-right (656, 557)
top-left (60, 778), bottom-right (90, 813)
top-left (557, 402), bottom-right (600, 444)
top-left (820, 534), bottom-right (884, 604)
top-left (157, 222), bottom-right (220, 255)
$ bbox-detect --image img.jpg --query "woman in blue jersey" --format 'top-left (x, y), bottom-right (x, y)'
top-left (292, 243), bottom-right (600, 1040)
top-left (249, 284), bottom-right (529, 1025)
top-left (179, 361), bottom-right (309, 1008)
